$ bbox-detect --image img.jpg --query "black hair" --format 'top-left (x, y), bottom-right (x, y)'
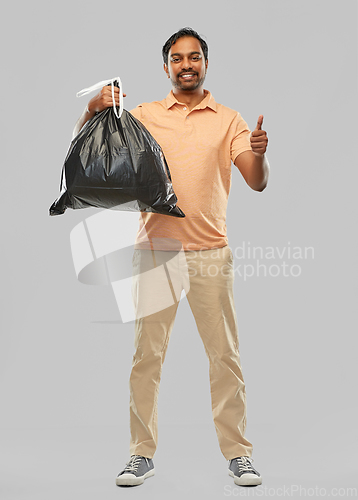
top-left (162, 27), bottom-right (208, 66)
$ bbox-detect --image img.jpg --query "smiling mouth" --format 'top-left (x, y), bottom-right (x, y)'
top-left (179, 73), bottom-right (197, 79)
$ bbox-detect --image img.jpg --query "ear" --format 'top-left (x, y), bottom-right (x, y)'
top-left (205, 58), bottom-right (209, 72)
top-left (163, 63), bottom-right (170, 79)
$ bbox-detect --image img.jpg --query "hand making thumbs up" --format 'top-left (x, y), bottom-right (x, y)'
top-left (250, 115), bottom-right (268, 155)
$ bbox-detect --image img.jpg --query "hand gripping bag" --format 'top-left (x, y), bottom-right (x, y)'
top-left (49, 77), bottom-right (185, 218)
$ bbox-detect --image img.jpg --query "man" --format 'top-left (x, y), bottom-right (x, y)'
top-left (74, 27), bottom-right (269, 488)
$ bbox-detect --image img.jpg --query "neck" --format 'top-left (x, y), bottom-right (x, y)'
top-left (172, 87), bottom-right (206, 110)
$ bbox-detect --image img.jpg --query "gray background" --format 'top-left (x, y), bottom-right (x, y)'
top-left (1, 1), bottom-right (357, 499)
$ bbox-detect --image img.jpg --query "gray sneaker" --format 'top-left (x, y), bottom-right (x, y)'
top-left (116, 455), bottom-right (155, 486)
top-left (228, 456), bottom-right (262, 486)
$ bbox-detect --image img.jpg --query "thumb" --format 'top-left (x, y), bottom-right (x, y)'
top-left (255, 115), bottom-right (264, 131)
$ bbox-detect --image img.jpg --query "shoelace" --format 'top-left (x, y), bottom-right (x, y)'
top-left (235, 456), bottom-right (255, 473)
top-left (123, 455), bottom-right (144, 473)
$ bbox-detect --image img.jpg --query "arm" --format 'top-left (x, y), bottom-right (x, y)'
top-left (72, 86), bottom-right (126, 139)
top-left (234, 150), bottom-right (270, 192)
top-left (234, 115), bottom-right (269, 192)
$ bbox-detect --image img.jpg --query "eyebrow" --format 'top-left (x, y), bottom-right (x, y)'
top-left (170, 51), bottom-right (202, 58)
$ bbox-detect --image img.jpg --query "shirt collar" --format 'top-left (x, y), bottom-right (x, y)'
top-left (165, 89), bottom-right (217, 112)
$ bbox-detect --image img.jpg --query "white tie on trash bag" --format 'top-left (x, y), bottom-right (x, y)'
top-left (76, 77), bottom-right (124, 119)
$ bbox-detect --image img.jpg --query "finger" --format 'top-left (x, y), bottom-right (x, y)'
top-left (250, 135), bottom-right (268, 144)
top-left (251, 129), bottom-right (266, 138)
top-left (103, 87), bottom-right (120, 94)
top-left (251, 141), bottom-right (267, 149)
top-left (251, 141), bottom-right (267, 150)
top-left (103, 89), bottom-right (127, 99)
top-left (103, 94), bottom-right (127, 106)
top-left (254, 115), bottom-right (264, 131)
top-left (103, 87), bottom-right (126, 94)
top-left (250, 137), bottom-right (268, 151)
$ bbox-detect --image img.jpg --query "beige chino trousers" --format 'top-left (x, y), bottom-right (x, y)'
top-left (129, 244), bottom-right (253, 460)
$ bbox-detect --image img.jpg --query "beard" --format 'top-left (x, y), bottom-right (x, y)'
top-left (171, 71), bottom-right (207, 91)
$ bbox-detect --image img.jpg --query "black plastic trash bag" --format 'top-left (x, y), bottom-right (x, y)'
top-left (49, 77), bottom-right (185, 218)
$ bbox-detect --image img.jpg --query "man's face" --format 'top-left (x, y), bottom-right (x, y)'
top-left (164, 36), bottom-right (208, 91)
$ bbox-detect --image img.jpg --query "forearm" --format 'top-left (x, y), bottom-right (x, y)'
top-left (247, 153), bottom-right (270, 192)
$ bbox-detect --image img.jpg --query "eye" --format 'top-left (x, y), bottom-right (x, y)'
top-left (171, 58), bottom-right (180, 63)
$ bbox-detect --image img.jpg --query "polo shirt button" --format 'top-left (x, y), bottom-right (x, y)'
top-left (183, 107), bottom-right (187, 111)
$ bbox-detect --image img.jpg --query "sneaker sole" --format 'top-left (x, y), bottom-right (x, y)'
top-left (228, 469), bottom-right (262, 486)
top-left (116, 468), bottom-right (155, 486)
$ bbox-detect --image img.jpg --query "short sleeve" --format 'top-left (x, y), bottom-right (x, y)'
top-left (129, 105), bottom-right (142, 121)
top-left (230, 112), bottom-right (252, 164)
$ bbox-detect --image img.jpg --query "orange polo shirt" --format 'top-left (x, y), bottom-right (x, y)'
top-left (130, 89), bottom-right (252, 251)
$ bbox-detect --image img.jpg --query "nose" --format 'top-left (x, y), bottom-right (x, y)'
top-left (180, 57), bottom-right (192, 70)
